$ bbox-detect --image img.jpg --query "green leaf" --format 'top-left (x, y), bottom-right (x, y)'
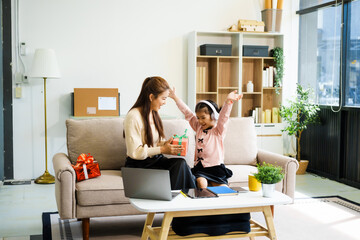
top-left (279, 84), bottom-right (321, 161)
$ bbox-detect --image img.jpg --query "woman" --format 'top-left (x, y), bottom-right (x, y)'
top-left (123, 76), bottom-right (196, 190)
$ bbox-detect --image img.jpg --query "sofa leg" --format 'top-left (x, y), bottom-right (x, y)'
top-left (82, 218), bottom-right (90, 240)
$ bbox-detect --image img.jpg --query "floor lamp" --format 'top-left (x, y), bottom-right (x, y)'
top-left (30, 49), bottom-right (61, 184)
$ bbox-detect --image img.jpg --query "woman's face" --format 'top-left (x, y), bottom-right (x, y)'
top-left (150, 90), bottom-right (169, 112)
top-left (196, 109), bottom-right (216, 130)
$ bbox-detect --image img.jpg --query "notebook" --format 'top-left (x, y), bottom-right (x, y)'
top-left (121, 167), bottom-right (178, 201)
top-left (207, 186), bottom-right (248, 196)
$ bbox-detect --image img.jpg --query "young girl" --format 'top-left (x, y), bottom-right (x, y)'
top-left (169, 89), bottom-right (242, 188)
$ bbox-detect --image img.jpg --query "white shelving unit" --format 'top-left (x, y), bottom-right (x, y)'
top-left (188, 31), bottom-right (284, 154)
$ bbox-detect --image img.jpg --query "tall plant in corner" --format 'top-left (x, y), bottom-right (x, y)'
top-left (279, 84), bottom-right (320, 164)
top-left (270, 47), bottom-right (284, 91)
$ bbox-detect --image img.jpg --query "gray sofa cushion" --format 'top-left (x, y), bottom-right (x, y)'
top-left (76, 170), bottom-right (129, 206)
top-left (224, 117), bottom-right (257, 166)
top-left (66, 118), bottom-right (126, 170)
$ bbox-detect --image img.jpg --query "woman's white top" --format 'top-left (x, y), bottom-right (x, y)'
top-left (124, 108), bottom-right (162, 160)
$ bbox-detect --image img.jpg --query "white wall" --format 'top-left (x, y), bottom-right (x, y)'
top-left (12, 0), bottom-right (299, 179)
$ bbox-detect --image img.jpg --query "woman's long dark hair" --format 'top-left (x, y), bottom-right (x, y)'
top-left (128, 76), bottom-right (169, 147)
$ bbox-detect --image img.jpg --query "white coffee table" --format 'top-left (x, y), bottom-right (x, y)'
top-left (130, 190), bottom-right (292, 240)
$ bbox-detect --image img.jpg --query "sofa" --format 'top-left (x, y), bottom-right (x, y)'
top-left (53, 117), bottom-right (298, 240)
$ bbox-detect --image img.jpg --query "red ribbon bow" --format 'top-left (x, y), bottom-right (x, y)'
top-left (74, 153), bottom-right (94, 168)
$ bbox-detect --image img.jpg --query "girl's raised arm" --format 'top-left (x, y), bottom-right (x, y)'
top-left (169, 87), bottom-right (200, 131)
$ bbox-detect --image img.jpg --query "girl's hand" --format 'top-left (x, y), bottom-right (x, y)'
top-left (169, 87), bottom-right (177, 100)
top-left (227, 90), bottom-right (243, 103)
top-left (160, 137), bottom-right (183, 155)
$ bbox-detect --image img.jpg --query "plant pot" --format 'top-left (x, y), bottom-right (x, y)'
top-left (261, 9), bottom-right (283, 33)
top-left (296, 160), bottom-right (309, 175)
top-left (262, 183), bottom-right (276, 197)
top-left (248, 175), bottom-right (262, 191)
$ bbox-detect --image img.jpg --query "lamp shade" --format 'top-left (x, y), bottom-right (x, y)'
top-left (29, 49), bottom-right (61, 78)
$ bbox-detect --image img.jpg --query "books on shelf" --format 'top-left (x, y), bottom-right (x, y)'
top-left (268, 66), bottom-right (274, 87)
top-left (272, 107), bottom-right (279, 123)
top-left (263, 65), bottom-right (275, 87)
top-left (262, 70), bottom-right (267, 87)
top-left (196, 66), bottom-right (207, 92)
top-left (262, 107), bottom-right (281, 123)
top-left (251, 107), bottom-right (261, 123)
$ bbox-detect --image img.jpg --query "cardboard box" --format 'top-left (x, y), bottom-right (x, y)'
top-left (74, 88), bottom-right (119, 117)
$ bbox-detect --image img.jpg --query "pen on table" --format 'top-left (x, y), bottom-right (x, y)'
top-left (180, 190), bottom-right (188, 198)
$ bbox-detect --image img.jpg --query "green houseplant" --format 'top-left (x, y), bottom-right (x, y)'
top-left (279, 84), bottom-right (320, 174)
top-left (270, 47), bottom-right (284, 89)
top-left (254, 162), bottom-right (284, 197)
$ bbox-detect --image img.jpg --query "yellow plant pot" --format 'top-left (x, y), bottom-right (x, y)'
top-left (248, 175), bottom-right (262, 191)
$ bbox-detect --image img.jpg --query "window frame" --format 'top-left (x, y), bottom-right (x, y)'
top-left (297, 0), bottom-right (359, 109)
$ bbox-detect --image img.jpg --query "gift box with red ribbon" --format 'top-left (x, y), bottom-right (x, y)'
top-left (171, 129), bottom-right (189, 156)
top-left (72, 153), bottom-right (101, 181)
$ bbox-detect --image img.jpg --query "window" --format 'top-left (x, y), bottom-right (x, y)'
top-left (300, 0), bottom-right (334, 9)
top-left (298, 0), bottom-right (360, 107)
top-left (345, 0), bottom-right (360, 105)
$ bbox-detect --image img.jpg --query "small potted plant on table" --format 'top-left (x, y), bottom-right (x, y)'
top-left (279, 84), bottom-right (320, 174)
top-left (254, 162), bottom-right (284, 197)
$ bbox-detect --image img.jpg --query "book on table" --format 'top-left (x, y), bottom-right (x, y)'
top-left (207, 186), bottom-right (248, 196)
top-left (181, 188), bottom-right (218, 198)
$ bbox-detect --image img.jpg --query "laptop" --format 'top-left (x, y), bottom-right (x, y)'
top-left (121, 167), bottom-right (178, 201)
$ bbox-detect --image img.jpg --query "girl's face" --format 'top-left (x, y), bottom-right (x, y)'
top-left (196, 109), bottom-right (216, 130)
top-left (150, 90), bottom-right (169, 112)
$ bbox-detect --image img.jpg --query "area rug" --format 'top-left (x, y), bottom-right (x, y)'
top-left (43, 196), bottom-right (360, 240)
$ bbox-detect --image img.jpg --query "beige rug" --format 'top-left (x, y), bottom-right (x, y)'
top-left (43, 196), bottom-right (360, 240)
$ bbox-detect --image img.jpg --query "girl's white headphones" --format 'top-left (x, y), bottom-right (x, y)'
top-left (197, 100), bottom-right (219, 120)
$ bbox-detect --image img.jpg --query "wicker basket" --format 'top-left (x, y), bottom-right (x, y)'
top-left (296, 160), bottom-right (309, 175)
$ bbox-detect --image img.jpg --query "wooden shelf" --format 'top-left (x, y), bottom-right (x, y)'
top-left (242, 92), bottom-right (262, 95)
top-left (197, 55), bottom-right (240, 59)
top-left (218, 87), bottom-right (239, 90)
top-left (263, 87), bottom-right (282, 90)
top-left (243, 56), bottom-right (274, 60)
top-left (196, 92), bottom-right (217, 94)
top-left (188, 31), bottom-right (283, 120)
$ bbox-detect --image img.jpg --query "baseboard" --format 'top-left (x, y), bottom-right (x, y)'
top-left (3, 179), bottom-right (32, 185)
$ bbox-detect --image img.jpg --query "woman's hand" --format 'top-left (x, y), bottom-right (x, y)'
top-left (160, 137), bottom-right (183, 155)
top-left (227, 90), bottom-right (243, 104)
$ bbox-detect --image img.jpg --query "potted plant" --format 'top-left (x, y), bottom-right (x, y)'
top-left (279, 84), bottom-right (321, 174)
top-left (270, 47), bottom-right (284, 90)
top-left (253, 162), bottom-right (284, 197)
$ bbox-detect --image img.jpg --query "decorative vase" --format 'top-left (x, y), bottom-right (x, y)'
top-left (262, 183), bottom-right (276, 197)
top-left (247, 81), bottom-right (254, 93)
top-left (296, 160), bottom-right (309, 175)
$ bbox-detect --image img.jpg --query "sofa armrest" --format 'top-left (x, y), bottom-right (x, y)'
top-left (257, 149), bottom-right (299, 199)
top-left (53, 153), bottom-right (76, 219)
